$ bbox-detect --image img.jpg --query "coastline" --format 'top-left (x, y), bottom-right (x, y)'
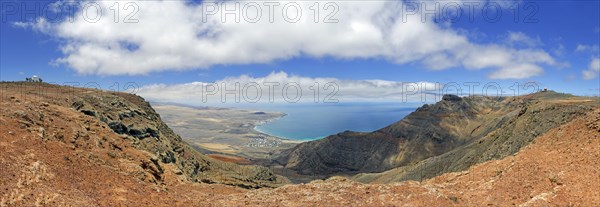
top-left (250, 113), bottom-right (307, 143)
top-left (253, 118), bottom-right (325, 142)
top-left (250, 104), bottom-right (418, 142)
top-left (152, 104), bottom-right (301, 159)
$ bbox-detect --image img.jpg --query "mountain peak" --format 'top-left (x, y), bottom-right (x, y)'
top-left (441, 94), bottom-right (462, 102)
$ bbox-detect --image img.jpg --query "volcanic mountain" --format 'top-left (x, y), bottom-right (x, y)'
top-left (277, 91), bottom-right (597, 183)
top-left (0, 82), bottom-right (289, 205)
top-left (1, 82), bottom-right (598, 206)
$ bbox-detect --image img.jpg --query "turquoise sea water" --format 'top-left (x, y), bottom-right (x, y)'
top-left (253, 103), bottom-right (417, 141)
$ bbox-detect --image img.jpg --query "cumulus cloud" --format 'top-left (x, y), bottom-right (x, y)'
top-left (20, 0), bottom-right (556, 79)
top-left (13, 18), bottom-right (52, 33)
top-left (488, 64), bottom-right (543, 79)
top-left (575, 44), bottom-right (600, 53)
top-left (582, 58), bottom-right (600, 80)
top-left (505, 31), bottom-right (542, 48)
top-left (137, 71), bottom-right (447, 104)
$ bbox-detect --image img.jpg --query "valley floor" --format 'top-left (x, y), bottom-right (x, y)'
top-left (153, 104), bottom-right (299, 161)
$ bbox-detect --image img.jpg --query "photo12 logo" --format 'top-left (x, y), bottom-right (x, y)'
top-left (200, 1), bottom-right (339, 23)
top-left (400, 1), bottom-right (539, 23)
top-left (201, 81), bottom-right (339, 103)
top-left (400, 81), bottom-right (542, 103)
top-left (1, 1), bottom-right (140, 23)
top-left (1, 1), bottom-right (340, 25)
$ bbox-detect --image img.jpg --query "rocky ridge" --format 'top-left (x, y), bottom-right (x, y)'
top-left (278, 92), bottom-right (597, 182)
top-left (0, 82), bottom-right (286, 190)
top-left (1, 82), bottom-right (598, 206)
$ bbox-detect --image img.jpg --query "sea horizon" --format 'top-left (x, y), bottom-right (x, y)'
top-left (252, 103), bottom-right (418, 141)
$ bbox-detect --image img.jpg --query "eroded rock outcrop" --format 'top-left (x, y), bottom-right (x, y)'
top-left (3, 82), bottom-right (286, 189)
top-left (1, 83), bottom-right (598, 206)
top-left (279, 91), bottom-right (596, 181)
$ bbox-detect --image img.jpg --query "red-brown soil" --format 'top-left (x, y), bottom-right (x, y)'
top-left (1, 83), bottom-right (598, 206)
top-left (207, 154), bottom-right (253, 165)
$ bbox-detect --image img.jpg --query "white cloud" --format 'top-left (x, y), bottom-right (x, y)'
top-left (488, 64), bottom-right (543, 79)
top-left (575, 44), bottom-right (600, 53)
top-left (14, 18), bottom-right (52, 33)
top-left (582, 58), bottom-right (600, 80)
top-left (21, 0), bottom-right (556, 79)
top-left (137, 71), bottom-right (445, 104)
top-left (505, 31), bottom-right (542, 47)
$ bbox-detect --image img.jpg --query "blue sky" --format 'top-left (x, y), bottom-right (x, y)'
top-left (1, 0), bottom-right (599, 103)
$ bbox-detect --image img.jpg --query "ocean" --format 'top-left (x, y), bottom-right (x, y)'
top-left (252, 103), bottom-right (417, 141)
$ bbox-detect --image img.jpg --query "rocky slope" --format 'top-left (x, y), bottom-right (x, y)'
top-left (1, 82), bottom-right (598, 206)
top-left (229, 109), bottom-right (599, 206)
top-left (0, 82), bottom-right (286, 193)
top-left (278, 92), bottom-right (597, 180)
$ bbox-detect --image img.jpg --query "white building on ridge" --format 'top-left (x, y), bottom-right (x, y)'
top-left (25, 75), bottom-right (42, 83)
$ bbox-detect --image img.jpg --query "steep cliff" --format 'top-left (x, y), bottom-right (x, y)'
top-left (2, 82), bottom-right (598, 206)
top-left (0, 82), bottom-right (286, 190)
top-left (278, 92), bottom-right (596, 179)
